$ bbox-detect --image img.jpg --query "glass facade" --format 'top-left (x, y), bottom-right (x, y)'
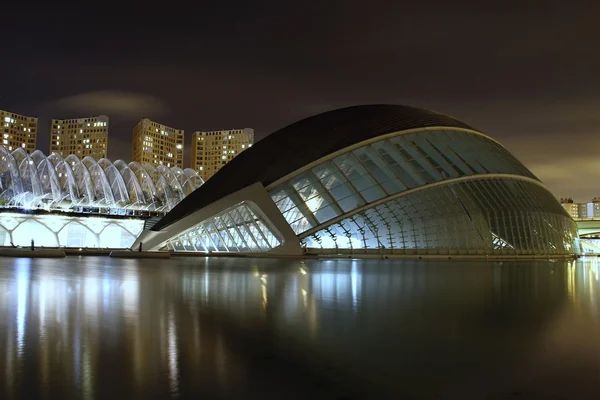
top-left (160, 126), bottom-right (578, 256)
top-left (164, 202), bottom-right (282, 252)
top-left (300, 178), bottom-right (578, 255)
top-left (0, 212), bottom-right (144, 248)
top-left (269, 129), bottom-right (537, 235)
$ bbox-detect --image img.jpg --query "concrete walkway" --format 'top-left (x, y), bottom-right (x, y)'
top-left (109, 250), bottom-right (171, 259)
top-left (0, 248), bottom-right (66, 258)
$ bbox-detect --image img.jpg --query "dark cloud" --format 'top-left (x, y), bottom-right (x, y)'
top-left (1, 1), bottom-right (599, 200)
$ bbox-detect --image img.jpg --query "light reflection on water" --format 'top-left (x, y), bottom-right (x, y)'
top-left (1, 257), bottom-right (600, 399)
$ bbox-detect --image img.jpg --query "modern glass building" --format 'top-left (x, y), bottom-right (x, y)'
top-left (0, 146), bottom-right (204, 249)
top-left (133, 105), bottom-right (580, 257)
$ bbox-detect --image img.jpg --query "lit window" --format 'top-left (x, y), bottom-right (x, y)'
top-left (176, 144), bottom-right (182, 149)
top-left (222, 156), bottom-right (226, 160)
top-left (241, 144), bottom-right (245, 148)
top-left (2, 140), bottom-right (7, 144)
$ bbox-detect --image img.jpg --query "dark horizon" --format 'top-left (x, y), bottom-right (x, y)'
top-left (2, 2), bottom-right (600, 201)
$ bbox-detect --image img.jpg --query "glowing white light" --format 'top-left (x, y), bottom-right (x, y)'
top-left (305, 197), bottom-right (323, 212)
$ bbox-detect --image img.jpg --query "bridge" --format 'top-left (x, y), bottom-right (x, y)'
top-left (575, 218), bottom-right (600, 254)
top-left (575, 218), bottom-right (600, 237)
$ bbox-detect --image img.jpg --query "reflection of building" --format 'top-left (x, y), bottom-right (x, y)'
top-left (191, 128), bottom-right (254, 181)
top-left (134, 104), bottom-right (580, 257)
top-left (132, 118), bottom-right (184, 168)
top-left (49, 115), bottom-right (108, 159)
top-left (0, 109), bottom-right (37, 153)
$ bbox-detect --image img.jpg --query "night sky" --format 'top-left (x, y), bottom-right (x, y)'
top-left (2, 2), bottom-right (599, 200)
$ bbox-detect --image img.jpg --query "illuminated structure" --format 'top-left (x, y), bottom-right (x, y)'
top-left (191, 128), bottom-right (254, 181)
top-left (0, 145), bottom-right (203, 248)
top-left (133, 104), bottom-right (580, 257)
top-left (132, 118), bottom-right (184, 168)
top-left (0, 109), bottom-right (37, 153)
top-left (50, 115), bottom-right (108, 159)
top-left (560, 197), bottom-right (600, 219)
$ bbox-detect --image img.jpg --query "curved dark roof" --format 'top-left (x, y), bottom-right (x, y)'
top-left (153, 104), bottom-right (477, 230)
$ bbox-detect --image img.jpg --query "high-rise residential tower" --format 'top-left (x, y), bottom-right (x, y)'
top-left (0, 109), bottom-right (38, 153)
top-left (49, 115), bottom-right (109, 159)
top-left (132, 118), bottom-right (184, 168)
top-left (191, 128), bottom-right (254, 181)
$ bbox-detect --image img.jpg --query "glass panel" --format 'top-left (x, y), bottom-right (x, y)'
top-left (166, 202), bottom-right (283, 252)
top-left (301, 178), bottom-right (578, 256)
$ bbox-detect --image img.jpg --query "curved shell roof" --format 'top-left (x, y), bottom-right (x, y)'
top-left (0, 146), bottom-right (204, 211)
top-left (155, 104), bottom-right (477, 229)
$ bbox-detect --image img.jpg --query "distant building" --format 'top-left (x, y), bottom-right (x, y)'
top-left (560, 200), bottom-right (581, 218)
top-left (560, 197), bottom-right (600, 219)
top-left (132, 118), bottom-right (184, 168)
top-left (0, 109), bottom-right (38, 153)
top-left (191, 128), bottom-right (254, 181)
top-left (50, 115), bottom-right (108, 159)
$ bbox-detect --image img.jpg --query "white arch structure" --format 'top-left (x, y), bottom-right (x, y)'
top-left (0, 146), bottom-right (204, 212)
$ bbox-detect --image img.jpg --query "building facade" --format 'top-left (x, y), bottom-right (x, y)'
top-left (132, 118), bottom-right (184, 168)
top-left (191, 128), bottom-right (254, 181)
top-left (133, 104), bottom-right (580, 257)
top-left (0, 109), bottom-right (37, 153)
top-left (560, 198), bottom-right (600, 219)
top-left (50, 115), bottom-right (109, 159)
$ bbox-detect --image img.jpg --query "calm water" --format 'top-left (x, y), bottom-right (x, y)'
top-left (1, 257), bottom-right (600, 399)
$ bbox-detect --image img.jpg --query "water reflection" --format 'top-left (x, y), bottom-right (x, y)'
top-left (2, 257), bottom-right (600, 398)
